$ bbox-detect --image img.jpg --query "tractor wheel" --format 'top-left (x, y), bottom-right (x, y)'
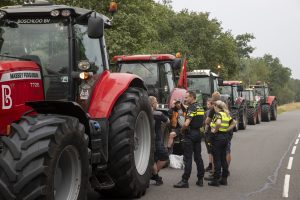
top-left (256, 106), bottom-right (261, 124)
top-left (247, 107), bottom-right (257, 125)
top-left (103, 87), bottom-right (154, 198)
top-left (270, 101), bottom-right (277, 120)
top-left (0, 114), bottom-right (89, 200)
top-left (231, 109), bottom-right (239, 132)
top-left (239, 107), bottom-right (247, 130)
top-left (261, 104), bottom-right (271, 122)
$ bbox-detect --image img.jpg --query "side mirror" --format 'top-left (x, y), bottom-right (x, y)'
top-left (172, 58), bottom-right (182, 70)
top-left (218, 78), bottom-right (223, 86)
top-left (88, 16), bottom-right (104, 38)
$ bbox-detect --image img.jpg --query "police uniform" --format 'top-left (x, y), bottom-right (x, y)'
top-left (210, 111), bottom-right (231, 184)
top-left (181, 102), bottom-right (205, 182)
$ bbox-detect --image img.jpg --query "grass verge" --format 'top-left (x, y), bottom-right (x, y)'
top-left (278, 102), bottom-right (300, 114)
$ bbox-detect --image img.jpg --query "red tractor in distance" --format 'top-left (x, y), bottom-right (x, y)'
top-left (219, 81), bottom-right (248, 130)
top-left (250, 82), bottom-right (277, 122)
top-left (0, 1), bottom-right (154, 199)
top-left (113, 54), bottom-right (187, 110)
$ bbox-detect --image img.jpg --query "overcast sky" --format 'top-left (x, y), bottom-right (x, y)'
top-left (157, 0), bottom-right (300, 79)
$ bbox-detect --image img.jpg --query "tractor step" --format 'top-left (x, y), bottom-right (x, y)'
top-left (90, 173), bottom-right (115, 190)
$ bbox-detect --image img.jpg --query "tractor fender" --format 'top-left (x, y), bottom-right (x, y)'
top-left (266, 96), bottom-right (276, 105)
top-left (167, 87), bottom-right (187, 107)
top-left (88, 70), bottom-right (146, 118)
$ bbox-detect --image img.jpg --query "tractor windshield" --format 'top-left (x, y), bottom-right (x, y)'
top-left (0, 18), bottom-right (105, 100)
top-left (242, 91), bottom-right (253, 101)
top-left (219, 86), bottom-right (232, 96)
top-left (119, 62), bottom-right (158, 86)
top-left (188, 77), bottom-right (211, 95)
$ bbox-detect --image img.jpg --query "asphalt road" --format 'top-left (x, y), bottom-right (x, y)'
top-left (88, 109), bottom-right (300, 200)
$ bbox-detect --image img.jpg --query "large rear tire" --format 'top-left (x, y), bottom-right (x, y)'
top-left (247, 107), bottom-right (257, 125)
top-left (261, 104), bottom-right (271, 122)
top-left (270, 101), bottom-right (277, 121)
top-left (0, 114), bottom-right (89, 200)
top-left (102, 87), bottom-right (154, 198)
top-left (239, 107), bottom-right (247, 130)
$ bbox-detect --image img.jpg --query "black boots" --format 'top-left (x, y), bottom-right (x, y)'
top-left (151, 174), bottom-right (163, 186)
top-left (208, 179), bottom-right (220, 187)
top-left (196, 178), bottom-right (203, 187)
top-left (205, 163), bottom-right (212, 172)
top-left (173, 180), bottom-right (189, 188)
top-left (219, 177), bottom-right (228, 185)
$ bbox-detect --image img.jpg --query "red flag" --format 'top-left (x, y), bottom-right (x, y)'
top-left (177, 57), bottom-right (187, 90)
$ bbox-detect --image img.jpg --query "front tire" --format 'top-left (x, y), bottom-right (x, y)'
top-left (0, 114), bottom-right (89, 200)
top-left (261, 104), bottom-right (271, 122)
top-left (270, 101), bottom-right (277, 120)
top-left (103, 87), bottom-right (154, 198)
top-left (247, 107), bottom-right (257, 125)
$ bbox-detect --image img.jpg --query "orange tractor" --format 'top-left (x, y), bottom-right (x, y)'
top-left (0, 1), bottom-right (153, 199)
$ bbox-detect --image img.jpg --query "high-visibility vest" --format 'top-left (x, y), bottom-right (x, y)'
top-left (210, 111), bottom-right (231, 132)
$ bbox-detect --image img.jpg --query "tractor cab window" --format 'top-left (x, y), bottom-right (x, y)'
top-left (232, 86), bottom-right (239, 100)
top-left (0, 19), bottom-right (69, 100)
top-left (119, 62), bottom-right (158, 86)
top-left (188, 77), bottom-right (211, 95)
top-left (212, 78), bottom-right (218, 92)
top-left (165, 63), bottom-right (175, 92)
top-left (264, 87), bottom-right (269, 97)
top-left (74, 24), bottom-right (104, 74)
top-left (219, 86), bottom-right (231, 96)
top-left (254, 87), bottom-right (264, 97)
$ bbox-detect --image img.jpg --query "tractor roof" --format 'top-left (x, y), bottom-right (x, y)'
top-left (222, 81), bottom-right (242, 86)
top-left (187, 69), bottom-right (218, 77)
top-left (113, 54), bottom-right (176, 62)
top-left (0, 1), bottom-right (111, 26)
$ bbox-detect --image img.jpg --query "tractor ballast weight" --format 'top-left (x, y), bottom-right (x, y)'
top-left (219, 81), bottom-right (247, 130)
top-left (0, 2), bottom-right (154, 199)
top-left (250, 83), bottom-right (277, 122)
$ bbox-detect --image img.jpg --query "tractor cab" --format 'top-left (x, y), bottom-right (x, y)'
top-left (219, 81), bottom-right (247, 130)
top-left (113, 54), bottom-right (184, 109)
top-left (187, 69), bottom-right (221, 109)
top-left (250, 84), bottom-right (270, 104)
top-left (0, 1), bottom-right (109, 103)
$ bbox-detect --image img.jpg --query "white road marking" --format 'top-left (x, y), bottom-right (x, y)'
top-left (287, 157), bottom-right (293, 170)
top-left (291, 146), bottom-right (297, 155)
top-left (295, 138), bottom-right (299, 145)
top-left (298, 133), bottom-right (300, 138)
top-left (283, 174), bottom-right (290, 198)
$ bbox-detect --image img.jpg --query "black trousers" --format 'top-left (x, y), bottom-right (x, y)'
top-left (212, 135), bottom-right (229, 179)
top-left (182, 129), bottom-right (204, 181)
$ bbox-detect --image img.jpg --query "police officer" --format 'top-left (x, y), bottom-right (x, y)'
top-left (208, 100), bottom-right (236, 186)
top-left (174, 91), bottom-right (205, 188)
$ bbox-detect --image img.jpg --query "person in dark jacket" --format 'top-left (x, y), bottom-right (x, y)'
top-left (149, 96), bottom-right (169, 185)
top-left (174, 91), bottom-right (205, 188)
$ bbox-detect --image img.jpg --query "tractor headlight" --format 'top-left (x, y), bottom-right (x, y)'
top-left (78, 60), bottom-right (91, 71)
top-left (0, 11), bottom-right (6, 19)
top-left (61, 9), bottom-right (71, 17)
top-left (50, 10), bottom-right (60, 17)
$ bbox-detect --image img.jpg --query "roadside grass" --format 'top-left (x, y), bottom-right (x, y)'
top-left (278, 102), bottom-right (300, 114)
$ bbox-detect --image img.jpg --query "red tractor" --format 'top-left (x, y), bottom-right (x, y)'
top-left (219, 81), bottom-right (247, 130)
top-left (113, 54), bottom-right (187, 110)
top-left (250, 83), bottom-right (277, 122)
top-left (0, 1), bottom-right (154, 199)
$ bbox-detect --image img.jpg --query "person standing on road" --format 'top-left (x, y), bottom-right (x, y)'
top-left (208, 100), bottom-right (236, 186)
top-left (149, 96), bottom-right (169, 186)
top-left (174, 91), bottom-right (205, 188)
top-left (204, 98), bottom-right (214, 173)
top-left (167, 99), bottom-right (187, 154)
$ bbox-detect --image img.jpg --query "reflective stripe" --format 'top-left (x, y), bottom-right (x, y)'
top-left (210, 111), bottom-right (231, 132)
